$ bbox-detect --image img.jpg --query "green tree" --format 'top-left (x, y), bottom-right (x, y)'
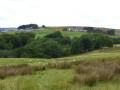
top-left (18, 24), bottom-right (38, 29)
top-left (42, 25), bottom-right (46, 28)
top-left (71, 37), bottom-right (84, 54)
top-left (44, 40), bottom-right (62, 58)
top-left (93, 34), bottom-right (113, 49)
top-left (107, 29), bottom-right (115, 35)
top-left (1, 34), bottom-right (21, 49)
top-left (62, 28), bottom-right (67, 31)
top-left (84, 27), bottom-right (94, 33)
top-left (0, 37), bottom-right (6, 49)
top-left (44, 31), bottom-right (63, 38)
top-left (16, 32), bottom-right (35, 46)
top-left (80, 34), bottom-right (94, 52)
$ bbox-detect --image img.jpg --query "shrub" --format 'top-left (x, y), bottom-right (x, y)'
top-left (0, 50), bottom-right (14, 58)
top-left (44, 31), bottom-right (63, 38)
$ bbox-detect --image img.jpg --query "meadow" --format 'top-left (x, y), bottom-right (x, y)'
top-left (0, 45), bottom-right (120, 90)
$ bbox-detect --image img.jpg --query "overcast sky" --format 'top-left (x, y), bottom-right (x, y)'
top-left (0, 0), bottom-right (120, 29)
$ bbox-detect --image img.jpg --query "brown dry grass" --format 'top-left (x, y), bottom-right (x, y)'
top-left (73, 58), bottom-right (120, 86)
top-left (0, 64), bottom-right (46, 79)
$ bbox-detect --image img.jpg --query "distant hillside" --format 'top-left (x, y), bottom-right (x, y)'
top-left (39, 26), bottom-right (120, 35)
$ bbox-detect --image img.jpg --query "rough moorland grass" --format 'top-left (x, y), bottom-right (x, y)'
top-left (0, 46), bottom-right (120, 89)
top-left (0, 64), bottom-right (46, 79)
top-left (56, 61), bottom-right (72, 69)
top-left (73, 59), bottom-right (120, 86)
top-left (0, 61), bottom-right (72, 79)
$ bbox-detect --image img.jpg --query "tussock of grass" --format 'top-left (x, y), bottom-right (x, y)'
top-left (32, 65), bottom-right (46, 71)
top-left (73, 59), bottom-right (120, 86)
top-left (0, 64), bottom-right (46, 79)
top-left (56, 61), bottom-right (72, 69)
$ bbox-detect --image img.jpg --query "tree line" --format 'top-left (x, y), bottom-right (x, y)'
top-left (84, 27), bottom-right (115, 35)
top-left (0, 31), bottom-right (113, 58)
top-left (18, 24), bottom-right (38, 29)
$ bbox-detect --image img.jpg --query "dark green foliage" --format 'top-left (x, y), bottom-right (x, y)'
top-left (61, 36), bottom-right (71, 45)
top-left (71, 34), bottom-right (95, 54)
top-left (44, 40), bottom-right (62, 58)
top-left (62, 28), bottom-right (67, 31)
top-left (107, 29), bottom-right (115, 35)
top-left (71, 34), bottom-right (113, 55)
top-left (0, 34), bottom-right (21, 49)
top-left (94, 34), bottom-right (113, 49)
top-left (95, 29), bottom-right (104, 33)
top-left (42, 25), bottom-right (46, 28)
top-left (84, 27), bottom-right (115, 35)
top-left (111, 37), bottom-right (120, 44)
top-left (0, 50), bottom-right (14, 58)
top-left (0, 37), bottom-right (6, 49)
top-left (44, 31), bottom-right (63, 38)
top-left (71, 37), bottom-right (84, 54)
top-left (18, 24), bottom-right (38, 29)
top-left (16, 32), bottom-right (35, 46)
top-left (0, 31), bottom-right (113, 58)
top-left (15, 39), bottom-right (62, 58)
top-left (84, 27), bottom-right (94, 33)
top-left (80, 34), bottom-right (94, 51)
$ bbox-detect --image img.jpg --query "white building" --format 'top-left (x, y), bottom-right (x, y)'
top-left (68, 28), bottom-right (87, 32)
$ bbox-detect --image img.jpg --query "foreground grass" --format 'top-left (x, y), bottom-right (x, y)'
top-left (1, 69), bottom-right (120, 90)
top-left (0, 46), bottom-right (120, 89)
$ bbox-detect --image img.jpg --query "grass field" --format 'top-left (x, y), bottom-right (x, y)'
top-left (1, 30), bottom-right (86, 39)
top-left (2, 29), bottom-right (120, 39)
top-left (0, 45), bottom-right (120, 89)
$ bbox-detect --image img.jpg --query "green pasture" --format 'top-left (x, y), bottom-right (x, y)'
top-left (34, 30), bottom-right (86, 38)
top-left (1, 30), bottom-right (86, 38)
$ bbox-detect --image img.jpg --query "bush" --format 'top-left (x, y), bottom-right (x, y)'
top-left (0, 50), bottom-right (14, 58)
top-left (44, 31), bottom-right (63, 38)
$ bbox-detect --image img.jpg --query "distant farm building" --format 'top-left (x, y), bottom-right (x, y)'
top-left (0, 28), bottom-right (6, 33)
top-left (68, 28), bottom-right (87, 32)
top-left (4, 28), bottom-right (18, 32)
top-left (18, 29), bottom-right (34, 32)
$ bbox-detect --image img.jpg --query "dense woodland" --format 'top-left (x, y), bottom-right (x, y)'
top-left (0, 31), bottom-right (115, 58)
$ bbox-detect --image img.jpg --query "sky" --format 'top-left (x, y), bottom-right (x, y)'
top-left (0, 0), bottom-right (120, 29)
